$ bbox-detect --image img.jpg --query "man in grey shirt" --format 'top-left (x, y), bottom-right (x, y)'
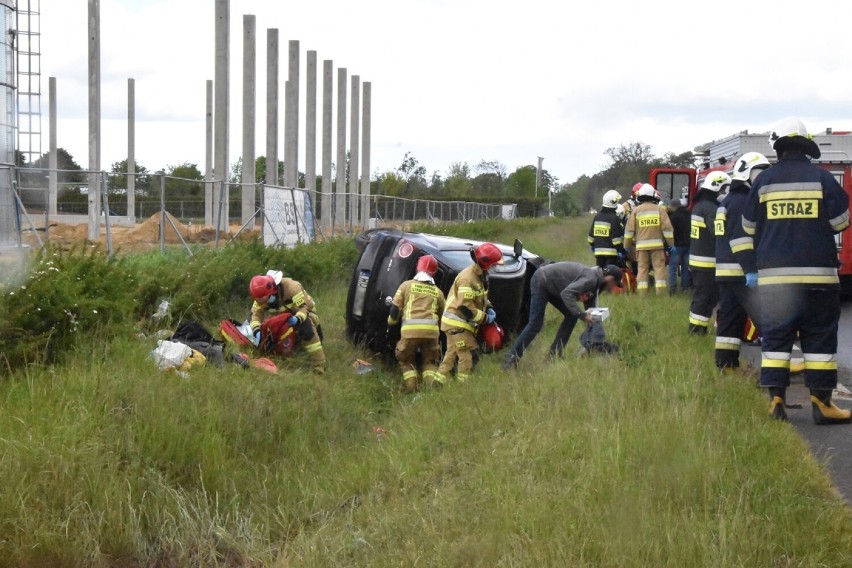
top-left (503, 262), bottom-right (623, 369)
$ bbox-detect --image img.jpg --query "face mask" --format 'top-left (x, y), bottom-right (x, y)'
top-left (267, 295), bottom-right (277, 305)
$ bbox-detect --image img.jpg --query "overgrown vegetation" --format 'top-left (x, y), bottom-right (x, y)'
top-left (0, 218), bottom-right (850, 566)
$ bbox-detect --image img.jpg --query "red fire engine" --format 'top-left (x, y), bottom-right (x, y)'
top-left (649, 129), bottom-right (852, 294)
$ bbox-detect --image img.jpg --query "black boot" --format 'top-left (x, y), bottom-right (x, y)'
top-left (768, 387), bottom-right (788, 422)
top-left (810, 389), bottom-right (852, 425)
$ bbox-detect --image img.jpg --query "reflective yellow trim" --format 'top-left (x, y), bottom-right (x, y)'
top-left (762, 359), bottom-right (791, 369)
top-left (804, 361), bottom-right (838, 371)
top-left (715, 342), bottom-right (740, 351)
top-left (689, 317), bottom-right (709, 327)
top-left (759, 275), bottom-right (840, 285)
top-left (716, 268), bottom-right (745, 277)
top-left (402, 370), bottom-right (419, 380)
top-left (401, 324), bottom-right (440, 333)
top-left (303, 342), bottom-right (323, 353)
top-left (730, 242), bottom-right (753, 253)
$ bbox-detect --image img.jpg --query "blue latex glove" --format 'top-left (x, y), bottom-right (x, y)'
top-left (589, 245), bottom-right (595, 254)
top-left (485, 308), bottom-right (496, 325)
top-left (288, 315), bottom-right (300, 326)
top-left (745, 273), bottom-right (758, 288)
top-left (617, 251), bottom-right (626, 261)
top-left (253, 330), bottom-right (261, 342)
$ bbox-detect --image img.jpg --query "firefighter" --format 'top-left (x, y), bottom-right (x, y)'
top-left (436, 242), bottom-right (503, 385)
top-left (588, 190), bottom-right (626, 268)
top-left (387, 255), bottom-right (446, 393)
top-left (249, 270), bottom-right (326, 374)
top-left (687, 172), bottom-right (730, 334)
top-left (715, 152), bottom-right (770, 370)
top-left (667, 198), bottom-right (692, 294)
top-left (624, 183), bottom-right (674, 295)
top-left (621, 182), bottom-right (643, 219)
top-left (740, 118), bottom-right (850, 423)
top-left (502, 262), bottom-right (623, 370)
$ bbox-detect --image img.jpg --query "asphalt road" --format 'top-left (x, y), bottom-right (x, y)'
top-left (743, 304), bottom-right (852, 502)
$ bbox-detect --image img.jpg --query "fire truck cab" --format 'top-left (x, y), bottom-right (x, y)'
top-left (649, 129), bottom-right (852, 294)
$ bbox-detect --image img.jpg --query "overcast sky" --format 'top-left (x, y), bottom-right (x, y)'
top-left (41, 0), bottom-right (852, 185)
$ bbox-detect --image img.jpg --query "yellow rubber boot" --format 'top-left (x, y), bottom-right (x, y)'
top-left (811, 395), bottom-right (852, 425)
top-left (769, 396), bottom-right (788, 422)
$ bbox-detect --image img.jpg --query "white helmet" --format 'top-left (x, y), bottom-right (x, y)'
top-left (637, 183), bottom-right (656, 198)
top-left (602, 190), bottom-right (622, 209)
top-left (731, 152), bottom-right (771, 182)
top-left (700, 171), bottom-right (732, 193)
top-left (768, 117), bottom-right (821, 158)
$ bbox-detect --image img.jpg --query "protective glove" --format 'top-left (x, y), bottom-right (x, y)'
top-left (253, 329), bottom-right (261, 342)
top-left (485, 308), bottom-right (496, 325)
top-left (288, 315), bottom-right (300, 326)
top-left (589, 246), bottom-right (595, 254)
top-left (617, 251), bottom-right (626, 262)
top-left (745, 273), bottom-right (758, 288)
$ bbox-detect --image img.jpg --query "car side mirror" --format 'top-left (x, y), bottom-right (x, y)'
top-left (513, 239), bottom-right (523, 259)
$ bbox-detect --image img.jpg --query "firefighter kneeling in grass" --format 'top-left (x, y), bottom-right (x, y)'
top-left (387, 255), bottom-right (446, 392)
top-left (249, 270), bottom-right (326, 374)
top-left (436, 243), bottom-right (503, 385)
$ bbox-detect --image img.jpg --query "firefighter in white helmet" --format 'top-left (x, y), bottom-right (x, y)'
top-left (587, 190), bottom-right (626, 268)
top-left (624, 183), bottom-right (674, 294)
top-left (687, 171), bottom-right (730, 334)
top-left (715, 152), bottom-right (770, 370)
top-left (738, 118), bottom-right (851, 423)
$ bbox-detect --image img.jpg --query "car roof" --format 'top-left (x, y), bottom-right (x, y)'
top-left (401, 231), bottom-right (539, 259)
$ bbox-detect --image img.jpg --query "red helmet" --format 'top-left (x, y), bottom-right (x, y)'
top-left (474, 243), bottom-right (504, 270)
top-left (479, 322), bottom-right (505, 353)
top-left (632, 182), bottom-right (643, 198)
top-left (249, 274), bottom-right (276, 300)
top-left (416, 254), bottom-right (439, 276)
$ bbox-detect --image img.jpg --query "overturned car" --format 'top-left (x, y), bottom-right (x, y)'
top-left (346, 229), bottom-right (548, 355)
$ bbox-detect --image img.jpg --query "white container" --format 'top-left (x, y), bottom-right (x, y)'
top-left (588, 308), bottom-right (610, 322)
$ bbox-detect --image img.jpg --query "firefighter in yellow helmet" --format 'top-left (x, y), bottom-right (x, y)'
top-left (249, 270), bottom-right (326, 374)
top-left (387, 255), bottom-right (446, 392)
top-left (624, 183), bottom-right (674, 294)
top-left (436, 243), bottom-right (503, 385)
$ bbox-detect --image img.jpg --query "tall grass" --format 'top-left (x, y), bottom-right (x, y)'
top-left (0, 217), bottom-right (850, 566)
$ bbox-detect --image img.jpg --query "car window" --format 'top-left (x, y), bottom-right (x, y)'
top-left (439, 251), bottom-right (522, 274)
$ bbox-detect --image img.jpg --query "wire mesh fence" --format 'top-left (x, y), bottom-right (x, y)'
top-left (3, 166), bottom-right (518, 256)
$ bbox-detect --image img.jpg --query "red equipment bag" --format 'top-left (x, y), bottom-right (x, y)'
top-left (219, 320), bottom-right (251, 347)
top-left (613, 266), bottom-right (637, 294)
top-left (260, 313), bottom-right (297, 356)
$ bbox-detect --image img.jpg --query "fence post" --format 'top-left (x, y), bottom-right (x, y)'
top-left (102, 172), bottom-right (113, 256)
top-left (160, 174), bottom-right (166, 254)
top-left (215, 179), bottom-right (226, 251)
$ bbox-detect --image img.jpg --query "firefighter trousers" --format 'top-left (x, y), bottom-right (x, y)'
top-left (396, 336), bottom-right (442, 391)
top-left (300, 314), bottom-right (326, 372)
top-left (636, 249), bottom-right (667, 294)
top-left (715, 282), bottom-right (760, 369)
top-left (688, 270), bottom-right (719, 334)
top-left (437, 329), bottom-right (478, 383)
top-left (595, 255), bottom-right (618, 269)
top-left (759, 286), bottom-right (840, 391)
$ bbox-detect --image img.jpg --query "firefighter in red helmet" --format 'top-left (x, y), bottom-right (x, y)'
top-left (436, 243), bottom-right (503, 385)
top-left (248, 270), bottom-right (326, 374)
top-left (387, 255), bottom-right (447, 392)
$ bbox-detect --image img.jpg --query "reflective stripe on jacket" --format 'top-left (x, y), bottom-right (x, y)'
top-left (441, 264), bottom-right (489, 334)
top-left (388, 279), bottom-right (446, 339)
top-left (625, 201), bottom-right (674, 251)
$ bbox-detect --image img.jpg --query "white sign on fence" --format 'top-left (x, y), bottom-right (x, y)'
top-left (263, 186), bottom-right (311, 247)
top-left (501, 204), bottom-right (518, 220)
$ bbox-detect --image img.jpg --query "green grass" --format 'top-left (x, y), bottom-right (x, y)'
top-left (0, 217), bottom-right (851, 566)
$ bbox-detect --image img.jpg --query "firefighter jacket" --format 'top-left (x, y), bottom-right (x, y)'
top-left (250, 277), bottom-right (317, 332)
top-left (388, 278), bottom-right (446, 339)
top-left (587, 208), bottom-right (625, 258)
top-left (536, 262), bottom-right (604, 319)
top-left (625, 200), bottom-right (674, 252)
top-left (715, 181), bottom-right (750, 282)
top-left (441, 263), bottom-right (490, 334)
top-left (740, 155), bottom-right (850, 286)
top-left (688, 193), bottom-right (719, 271)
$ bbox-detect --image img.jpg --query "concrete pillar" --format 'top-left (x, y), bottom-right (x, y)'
top-left (265, 28), bottom-right (279, 186)
top-left (284, 40), bottom-right (299, 188)
top-left (204, 79), bottom-right (213, 226)
top-left (348, 75), bottom-right (360, 228)
top-left (360, 81), bottom-right (371, 230)
top-left (241, 14), bottom-right (256, 228)
top-left (87, 0), bottom-right (101, 242)
top-left (321, 59), bottom-right (332, 230)
top-left (48, 76), bottom-right (57, 217)
top-left (335, 67), bottom-right (347, 229)
top-left (213, 0), bottom-right (230, 231)
top-left (127, 78), bottom-right (136, 222)
top-left (305, 50), bottom-right (317, 213)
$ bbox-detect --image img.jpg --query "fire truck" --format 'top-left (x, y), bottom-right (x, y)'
top-left (649, 129), bottom-right (852, 294)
